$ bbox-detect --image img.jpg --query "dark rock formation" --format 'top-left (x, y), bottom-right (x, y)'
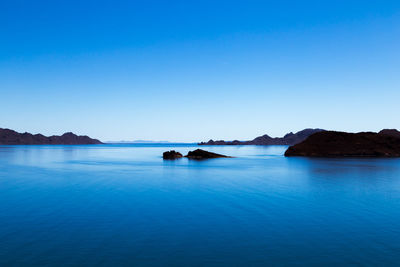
top-left (0, 128), bottom-right (103, 145)
top-left (379, 129), bottom-right (400, 138)
top-left (199, 128), bottom-right (324, 146)
top-left (285, 131), bottom-right (400, 157)
top-left (185, 149), bottom-right (231, 159)
top-left (163, 150), bottom-right (183, 160)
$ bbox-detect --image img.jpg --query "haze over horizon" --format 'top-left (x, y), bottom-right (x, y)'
top-left (1, 1), bottom-right (399, 142)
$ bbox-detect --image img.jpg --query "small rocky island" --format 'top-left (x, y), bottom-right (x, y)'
top-left (0, 128), bottom-right (102, 145)
top-left (185, 149), bottom-right (231, 159)
top-left (285, 130), bottom-right (400, 157)
top-left (163, 149), bottom-right (230, 160)
top-left (163, 150), bottom-right (183, 159)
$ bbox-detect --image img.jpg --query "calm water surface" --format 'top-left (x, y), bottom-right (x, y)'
top-left (1, 144), bottom-right (400, 266)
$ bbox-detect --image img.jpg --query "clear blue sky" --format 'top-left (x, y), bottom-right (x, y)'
top-left (1, 1), bottom-right (399, 142)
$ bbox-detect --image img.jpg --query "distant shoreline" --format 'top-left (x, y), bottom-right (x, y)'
top-left (199, 129), bottom-right (324, 146)
top-left (0, 128), bottom-right (102, 145)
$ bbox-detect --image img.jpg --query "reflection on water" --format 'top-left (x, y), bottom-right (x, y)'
top-left (0, 144), bottom-right (400, 266)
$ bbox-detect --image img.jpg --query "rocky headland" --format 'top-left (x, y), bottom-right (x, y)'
top-left (0, 128), bottom-right (103, 145)
top-left (285, 130), bottom-right (400, 157)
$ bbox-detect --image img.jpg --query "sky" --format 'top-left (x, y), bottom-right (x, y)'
top-left (1, 0), bottom-right (399, 142)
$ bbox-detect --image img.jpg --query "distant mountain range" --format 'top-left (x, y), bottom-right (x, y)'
top-left (199, 128), bottom-right (325, 146)
top-left (0, 128), bottom-right (102, 145)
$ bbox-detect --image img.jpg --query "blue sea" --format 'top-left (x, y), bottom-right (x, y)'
top-left (1, 144), bottom-right (400, 266)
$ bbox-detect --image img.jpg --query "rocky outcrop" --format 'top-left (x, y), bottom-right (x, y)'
top-left (285, 131), bottom-right (400, 157)
top-left (0, 128), bottom-right (102, 145)
top-left (199, 128), bottom-right (324, 146)
top-left (185, 149), bottom-right (231, 159)
top-left (163, 150), bottom-right (183, 160)
top-left (379, 129), bottom-right (400, 138)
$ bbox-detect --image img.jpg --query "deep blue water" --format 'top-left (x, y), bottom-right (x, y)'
top-left (1, 144), bottom-right (400, 266)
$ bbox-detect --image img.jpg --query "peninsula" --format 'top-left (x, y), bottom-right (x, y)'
top-left (0, 128), bottom-right (103, 145)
